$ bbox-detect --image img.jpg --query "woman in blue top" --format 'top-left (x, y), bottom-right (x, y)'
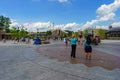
top-left (70, 35), bottom-right (77, 58)
top-left (84, 35), bottom-right (92, 60)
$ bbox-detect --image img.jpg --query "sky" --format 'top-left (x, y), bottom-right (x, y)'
top-left (0, 0), bottom-right (120, 32)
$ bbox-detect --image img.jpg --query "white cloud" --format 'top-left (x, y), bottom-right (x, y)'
top-left (82, 20), bottom-right (98, 30)
top-left (82, 0), bottom-right (120, 30)
top-left (95, 25), bottom-right (109, 30)
top-left (63, 22), bottom-right (80, 31)
top-left (23, 22), bottom-right (52, 32)
top-left (23, 22), bottom-right (80, 32)
top-left (49, 0), bottom-right (69, 3)
top-left (10, 21), bottom-right (81, 32)
top-left (10, 20), bottom-right (20, 29)
top-left (53, 24), bottom-right (64, 29)
top-left (112, 22), bottom-right (120, 27)
top-left (99, 13), bottom-right (115, 21)
top-left (32, 0), bottom-right (41, 2)
top-left (10, 21), bottom-right (51, 32)
top-left (58, 0), bottom-right (68, 3)
top-left (96, 0), bottom-right (120, 22)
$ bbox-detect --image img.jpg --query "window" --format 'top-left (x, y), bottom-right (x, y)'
top-left (114, 34), bottom-right (116, 37)
top-left (118, 33), bottom-right (120, 37)
top-left (110, 33), bottom-right (113, 37)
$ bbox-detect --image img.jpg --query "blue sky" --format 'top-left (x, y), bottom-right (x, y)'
top-left (0, 0), bottom-right (120, 32)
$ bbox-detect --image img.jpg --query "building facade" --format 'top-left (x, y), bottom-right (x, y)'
top-left (106, 26), bottom-right (120, 40)
top-left (51, 29), bottom-right (68, 36)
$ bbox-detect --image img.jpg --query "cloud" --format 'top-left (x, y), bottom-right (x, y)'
top-left (97, 0), bottom-right (120, 16)
top-left (53, 24), bottom-right (64, 29)
top-left (22, 22), bottom-right (80, 32)
top-left (81, 20), bottom-right (98, 30)
top-left (10, 21), bottom-right (51, 32)
top-left (10, 21), bottom-right (81, 32)
top-left (95, 25), bottom-right (109, 30)
top-left (48, 0), bottom-right (69, 3)
top-left (32, 0), bottom-right (41, 2)
top-left (23, 22), bottom-right (52, 32)
top-left (58, 0), bottom-right (68, 3)
top-left (99, 13), bottom-right (115, 21)
top-left (63, 22), bottom-right (80, 31)
top-left (112, 22), bottom-right (120, 27)
top-left (82, 0), bottom-right (120, 30)
top-left (10, 20), bottom-right (20, 29)
top-left (96, 0), bottom-right (120, 22)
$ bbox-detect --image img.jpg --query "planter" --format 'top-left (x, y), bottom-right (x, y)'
top-left (41, 41), bottom-right (50, 44)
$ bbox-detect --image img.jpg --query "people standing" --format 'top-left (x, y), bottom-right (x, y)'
top-left (70, 34), bottom-right (77, 58)
top-left (84, 35), bottom-right (92, 60)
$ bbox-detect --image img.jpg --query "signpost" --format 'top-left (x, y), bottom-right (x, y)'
top-left (88, 29), bottom-right (92, 34)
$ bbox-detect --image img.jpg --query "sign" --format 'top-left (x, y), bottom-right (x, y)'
top-left (88, 29), bottom-right (92, 34)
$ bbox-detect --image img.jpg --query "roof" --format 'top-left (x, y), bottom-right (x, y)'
top-left (107, 27), bottom-right (120, 33)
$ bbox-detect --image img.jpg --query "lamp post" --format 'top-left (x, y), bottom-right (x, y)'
top-left (92, 30), bottom-right (94, 38)
top-left (37, 28), bottom-right (39, 37)
top-left (52, 22), bottom-right (54, 30)
top-left (17, 27), bottom-right (20, 42)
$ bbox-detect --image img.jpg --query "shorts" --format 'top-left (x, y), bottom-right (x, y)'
top-left (85, 46), bottom-right (92, 53)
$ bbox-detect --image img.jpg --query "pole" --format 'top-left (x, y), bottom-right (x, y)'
top-left (18, 27), bottom-right (19, 42)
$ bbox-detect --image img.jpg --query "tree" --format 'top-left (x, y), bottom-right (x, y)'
top-left (63, 34), bottom-right (67, 38)
top-left (19, 28), bottom-right (28, 38)
top-left (84, 29), bottom-right (89, 37)
top-left (98, 29), bottom-right (106, 39)
top-left (46, 30), bottom-right (52, 35)
top-left (74, 32), bottom-right (79, 37)
top-left (66, 30), bottom-right (73, 37)
top-left (10, 27), bottom-right (19, 38)
top-left (83, 28), bottom-right (94, 37)
top-left (10, 27), bottom-right (28, 39)
top-left (0, 15), bottom-right (11, 32)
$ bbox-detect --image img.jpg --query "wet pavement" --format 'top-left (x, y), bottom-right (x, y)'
top-left (0, 40), bottom-right (120, 80)
top-left (37, 40), bottom-right (120, 70)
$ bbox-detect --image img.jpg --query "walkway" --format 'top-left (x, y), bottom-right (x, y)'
top-left (0, 40), bottom-right (120, 80)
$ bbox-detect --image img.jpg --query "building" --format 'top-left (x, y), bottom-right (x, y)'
top-left (0, 30), bottom-right (12, 40)
top-left (106, 26), bottom-right (120, 40)
top-left (0, 29), bottom-right (4, 40)
top-left (51, 28), bottom-right (68, 36)
top-left (0, 26), bottom-right (12, 40)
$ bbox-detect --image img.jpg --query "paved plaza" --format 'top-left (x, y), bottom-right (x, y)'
top-left (0, 40), bottom-right (120, 80)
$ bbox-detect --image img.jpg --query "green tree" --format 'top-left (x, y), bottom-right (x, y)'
top-left (10, 27), bottom-right (19, 38)
top-left (62, 34), bottom-right (67, 38)
top-left (84, 29), bottom-right (89, 37)
top-left (66, 30), bottom-right (73, 37)
top-left (98, 29), bottom-right (105, 39)
top-left (0, 15), bottom-right (11, 32)
top-left (46, 30), bottom-right (52, 35)
top-left (74, 32), bottom-right (79, 37)
top-left (84, 28), bottom-right (94, 37)
top-left (19, 28), bottom-right (28, 38)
